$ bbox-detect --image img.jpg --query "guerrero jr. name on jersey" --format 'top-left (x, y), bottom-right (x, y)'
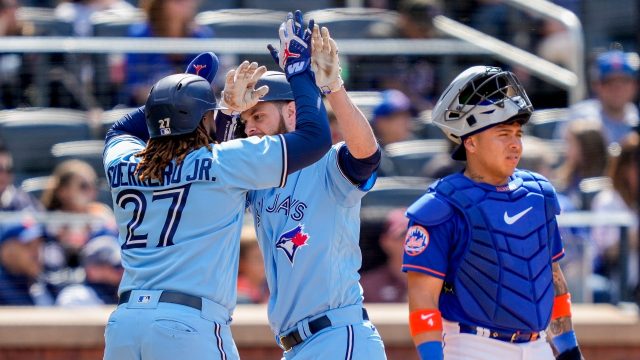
top-left (108, 158), bottom-right (216, 188)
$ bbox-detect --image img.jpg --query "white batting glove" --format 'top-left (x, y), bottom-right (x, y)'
top-left (219, 61), bottom-right (269, 115)
top-left (311, 25), bottom-right (344, 95)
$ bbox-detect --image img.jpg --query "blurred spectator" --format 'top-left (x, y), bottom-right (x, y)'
top-left (55, 0), bottom-right (134, 37)
top-left (360, 208), bottom-right (408, 303)
top-left (372, 89), bottom-right (415, 147)
top-left (469, 0), bottom-right (509, 42)
top-left (368, 0), bottom-right (441, 39)
top-left (591, 132), bottom-right (638, 298)
top-left (0, 145), bottom-right (42, 212)
top-left (556, 50), bottom-right (639, 146)
top-left (0, 0), bottom-right (33, 109)
top-left (0, 219), bottom-right (53, 305)
top-left (517, 135), bottom-right (559, 179)
top-left (124, 0), bottom-right (213, 105)
top-left (237, 236), bottom-right (268, 305)
top-left (358, 0), bottom-right (441, 111)
top-left (56, 235), bottom-right (122, 306)
top-left (555, 120), bottom-right (608, 209)
top-left (40, 160), bottom-right (116, 296)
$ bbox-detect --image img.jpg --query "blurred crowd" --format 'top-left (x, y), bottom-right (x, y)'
top-left (0, 0), bottom-right (639, 306)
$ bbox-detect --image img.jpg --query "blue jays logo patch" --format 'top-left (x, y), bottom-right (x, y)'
top-left (404, 225), bottom-right (429, 256)
top-left (276, 224), bottom-right (310, 265)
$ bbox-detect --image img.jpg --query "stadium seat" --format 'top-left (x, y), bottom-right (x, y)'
top-left (91, 8), bottom-right (145, 37)
top-left (240, 0), bottom-right (335, 13)
top-left (196, 9), bottom-right (286, 38)
top-left (304, 8), bottom-right (399, 39)
top-left (51, 140), bottom-right (105, 178)
top-left (579, 176), bottom-right (612, 210)
top-left (0, 108), bottom-right (91, 175)
top-left (527, 108), bottom-right (568, 139)
top-left (17, 7), bottom-right (73, 36)
top-left (384, 139), bottom-right (450, 177)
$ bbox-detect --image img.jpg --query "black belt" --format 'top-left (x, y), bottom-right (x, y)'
top-left (458, 323), bottom-right (541, 343)
top-left (279, 308), bottom-right (369, 351)
top-left (118, 290), bottom-right (202, 311)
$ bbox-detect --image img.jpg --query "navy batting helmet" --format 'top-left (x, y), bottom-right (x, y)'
top-left (256, 71), bottom-right (294, 102)
top-left (145, 73), bottom-right (217, 139)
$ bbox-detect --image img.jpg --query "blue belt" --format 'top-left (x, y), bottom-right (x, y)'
top-left (279, 308), bottom-right (369, 351)
top-left (458, 323), bottom-right (541, 343)
top-left (118, 290), bottom-right (202, 311)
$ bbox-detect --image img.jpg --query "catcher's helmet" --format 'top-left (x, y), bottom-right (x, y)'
top-left (431, 66), bottom-right (533, 159)
top-left (145, 73), bottom-right (217, 139)
top-left (256, 71), bottom-right (294, 102)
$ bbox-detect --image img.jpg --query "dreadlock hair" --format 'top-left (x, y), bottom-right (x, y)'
top-left (135, 121), bottom-right (212, 183)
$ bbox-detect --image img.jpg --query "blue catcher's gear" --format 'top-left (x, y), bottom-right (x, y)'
top-left (145, 73), bottom-right (217, 138)
top-left (406, 170), bottom-right (562, 332)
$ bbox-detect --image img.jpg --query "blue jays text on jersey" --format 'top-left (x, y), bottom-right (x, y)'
top-left (402, 170), bottom-right (565, 333)
top-left (107, 157), bottom-right (217, 188)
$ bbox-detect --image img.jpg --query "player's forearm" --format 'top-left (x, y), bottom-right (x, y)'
top-left (407, 272), bottom-right (444, 360)
top-left (325, 89), bottom-right (378, 159)
top-left (548, 262), bottom-right (583, 360)
top-left (548, 262), bottom-right (574, 336)
top-left (282, 69), bottom-right (331, 174)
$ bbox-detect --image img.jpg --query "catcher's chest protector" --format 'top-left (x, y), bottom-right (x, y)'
top-left (436, 172), bottom-right (556, 331)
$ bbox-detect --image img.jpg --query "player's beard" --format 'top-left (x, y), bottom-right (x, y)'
top-left (277, 111), bottom-right (289, 134)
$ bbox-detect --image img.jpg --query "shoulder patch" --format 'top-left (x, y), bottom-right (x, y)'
top-left (406, 193), bottom-right (454, 226)
top-left (404, 225), bottom-right (429, 256)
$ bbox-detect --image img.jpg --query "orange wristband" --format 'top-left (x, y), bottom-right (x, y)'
top-left (551, 293), bottom-right (572, 320)
top-left (409, 309), bottom-right (443, 337)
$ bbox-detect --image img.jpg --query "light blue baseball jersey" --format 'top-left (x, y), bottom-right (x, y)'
top-left (248, 143), bottom-right (376, 334)
top-left (103, 133), bottom-right (287, 313)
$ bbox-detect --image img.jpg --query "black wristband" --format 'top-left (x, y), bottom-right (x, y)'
top-left (556, 346), bottom-right (582, 360)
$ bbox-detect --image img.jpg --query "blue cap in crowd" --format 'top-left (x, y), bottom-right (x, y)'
top-left (373, 89), bottom-right (413, 123)
top-left (0, 219), bottom-right (44, 244)
top-left (595, 50), bottom-right (639, 80)
top-left (81, 235), bottom-right (122, 267)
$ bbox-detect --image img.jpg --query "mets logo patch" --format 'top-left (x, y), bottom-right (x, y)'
top-left (276, 224), bottom-right (310, 265)
top-left (404, 225), bottom-right (429, 256)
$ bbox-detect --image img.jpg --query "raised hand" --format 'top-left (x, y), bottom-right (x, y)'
top-left (267, 10), bottom-right (314, 80)
top-left (311, 25), bottom-right (344, 94)
top-left (220, 61), bottom-right (269, 114)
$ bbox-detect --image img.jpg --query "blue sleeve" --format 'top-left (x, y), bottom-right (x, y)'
top-left (550, 220), bottom-right (565, 262)
top-left (105, 106), bottom-right (149, 143)
top-left (402, 219), bottom-right (454, 280)
top-left (281, 70), bottom-right (331, 174)
top-left (338, 146), bottom-right (381, 185)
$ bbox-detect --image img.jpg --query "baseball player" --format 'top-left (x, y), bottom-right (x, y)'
top-left (102, 33), bottom-right (331, 360)
top-left (218, 12), bottom-right (386, 359)
top-left (402, 66), bottom-right (583, 360)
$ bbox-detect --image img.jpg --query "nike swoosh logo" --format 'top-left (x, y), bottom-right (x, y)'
top-left (420, 313), bottom-right (435, 321)
top-left (503, 206), bottom-right (533, 225)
